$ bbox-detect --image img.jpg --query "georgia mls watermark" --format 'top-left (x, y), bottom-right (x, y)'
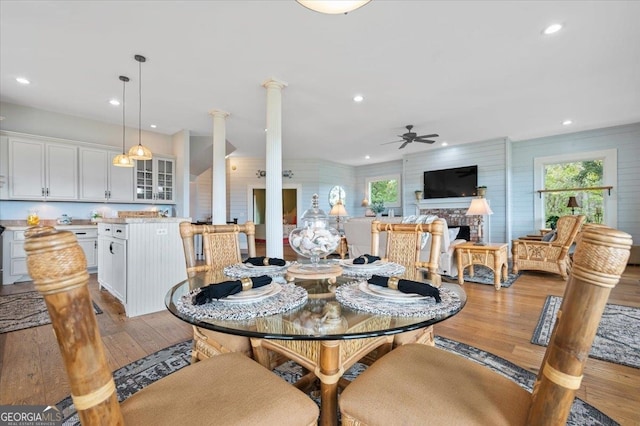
top-left (0, 405), bottom-right (62, 426)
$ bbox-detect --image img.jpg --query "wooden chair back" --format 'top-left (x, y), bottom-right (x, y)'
top-left (527, 223), bottom-right (632, 423)
top-left (24, 226), bottom-right (125, 424)
top-left (552, 215), bottom-right (585, 259)
top-left (370, 219), bottom-right (445, 286)
top-left (179, 221), bottom-right (256, 274)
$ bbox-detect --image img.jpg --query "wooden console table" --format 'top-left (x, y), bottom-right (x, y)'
top-left (455, 242), bottom-right (508, 290)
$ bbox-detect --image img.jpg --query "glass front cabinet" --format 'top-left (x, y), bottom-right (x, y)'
top-left (135, 156), bottom-right (174, 203)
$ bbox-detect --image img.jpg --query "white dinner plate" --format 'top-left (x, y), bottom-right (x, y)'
top-left (358, 281), bottom-right (428, 302)
top-left (220, 283), bottom-right (282, 304)
top-left (340, 259), bottom-right (386, 270)
top-left (242, 261), bottom-right (290, 272)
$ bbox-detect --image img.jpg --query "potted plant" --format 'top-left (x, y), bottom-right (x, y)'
top-left (414, 190), bottom-right (423, 202)
top-left (546, 215), bottom-right (560, 230)
top-left (370, 200), bottom-right (385, 217)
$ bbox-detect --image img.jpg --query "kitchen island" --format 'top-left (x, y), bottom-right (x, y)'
top-left (97, 217), bottom-right (190, 317)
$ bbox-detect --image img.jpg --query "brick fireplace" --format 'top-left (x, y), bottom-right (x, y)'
top-left (419, 207), bottom-right (481, 242)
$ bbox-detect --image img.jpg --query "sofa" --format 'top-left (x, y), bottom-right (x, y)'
top-left (343, 216), bottom-right (469, 277)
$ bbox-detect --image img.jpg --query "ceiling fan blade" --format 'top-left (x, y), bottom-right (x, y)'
top-left (381, 140), bottom-right (404, 145)
top-left (399, 141), bottom-right (409, 149)
top-left (416, 133), bottom-right (439, 139)
top-left (414, 139), bottom-right (436, 144)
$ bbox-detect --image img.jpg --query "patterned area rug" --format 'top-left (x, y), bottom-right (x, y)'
top-left (532, 295), bottom-right (640, 369)
top-left (444, 264), bottom-right (521, 288)
top-left (0, 291), bottom-right (102, 334)
top-left (57, 337), bottom-right (617, 426)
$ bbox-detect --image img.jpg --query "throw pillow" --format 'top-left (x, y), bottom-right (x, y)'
top-left (448, 227), bottom-right (460, 242)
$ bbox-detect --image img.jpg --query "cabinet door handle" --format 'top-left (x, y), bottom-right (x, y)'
top-left (75, 232), bottom-right (87, 235)
top-left (42, 187), bottom-right (45, 196)
top-left (94, 241), bottom-right (97, 249)
top-left (109, 242), bottom-right (114, 254)
top-left (46, 188), bottom-right (50, 196)
top-left (105, 190), bottom-right (108, 199)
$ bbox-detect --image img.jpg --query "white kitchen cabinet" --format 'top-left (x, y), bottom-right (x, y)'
top-left (134, 156), bottom-right (174, 203)
top-left (8, 137), bottom-right (78, 200)
top-left (2, 226), bottom-right (97, 284)
top-left (98, 224), bottom-right (127, 303)
top-left (79, 147), bottom-right (134, 202)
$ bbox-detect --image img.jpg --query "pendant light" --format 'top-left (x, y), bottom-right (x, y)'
top-left (128, 54), bottom-right (153, 160)
top-left (113, 76), bottom-right (134, 167)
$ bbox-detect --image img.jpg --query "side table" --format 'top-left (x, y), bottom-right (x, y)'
top-left (455, 243), bottom-right (508, 290)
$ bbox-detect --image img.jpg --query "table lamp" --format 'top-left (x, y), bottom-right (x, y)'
top-left (567, 196), bottom-right (580, 215)
top-left (466, 198), bottom-right (493, 245)
top-left (329, 200), bottom-right (349, 234)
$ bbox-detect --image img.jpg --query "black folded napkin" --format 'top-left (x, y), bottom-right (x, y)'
top-left (367, 275), bottom-right (441, 303)
top-left (353, 254), bottom-right (381, 264)
top-left (193, 275), bottom-right (273, 305)
top-left (244, 256), bottom-right (286, 267)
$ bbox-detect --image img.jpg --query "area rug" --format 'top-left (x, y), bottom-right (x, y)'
top-left (532, 295), bottom-right (640, 369)
top-left (56, 337), bottom-right (617, 426)
top-left (444, 264), bottom-right (521, 288)
top-left (0, 291), bottom-right (102, 334)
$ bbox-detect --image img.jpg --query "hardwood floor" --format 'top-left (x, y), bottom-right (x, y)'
top-left (1, 244), bottom-right (638, 425)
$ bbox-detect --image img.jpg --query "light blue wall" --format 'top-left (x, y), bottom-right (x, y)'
top-left (511, 122), bottom-right (640, 242)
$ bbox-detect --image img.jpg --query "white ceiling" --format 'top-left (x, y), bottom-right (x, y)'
top-left (1, 1), bottom-right (639, 166)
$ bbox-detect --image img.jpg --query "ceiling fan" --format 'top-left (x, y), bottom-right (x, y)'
top-left (382, 125), bottom-right (439, 149)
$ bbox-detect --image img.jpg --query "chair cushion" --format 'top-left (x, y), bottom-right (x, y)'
top-left (542, 230), bottom-right (557, 242)
top-left (121, 352), bottom-right (318, 425)
top-left (340, 344), bottom-right (531, 426)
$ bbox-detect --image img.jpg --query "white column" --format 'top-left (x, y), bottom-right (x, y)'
top-left (263, 78), bottom-right (287, 258)
top-left (209, 109), bottom-right (229, 225)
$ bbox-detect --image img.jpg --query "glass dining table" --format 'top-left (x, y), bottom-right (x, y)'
top-left (165, 264), bottom-right (467, 426)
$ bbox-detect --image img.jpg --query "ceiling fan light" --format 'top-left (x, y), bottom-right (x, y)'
top-left (296, 0), bottom-right (371, 15)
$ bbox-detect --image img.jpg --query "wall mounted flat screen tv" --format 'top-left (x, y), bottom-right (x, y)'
top-left (423, 165), bottom-right (478, 199)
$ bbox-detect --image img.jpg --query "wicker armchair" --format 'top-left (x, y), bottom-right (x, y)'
top-left (179, 221), bottom-right (259, 363)
top-left (370, 219), bottom-right (445, 347)
top-left (24, 226), bottom-right (319, 426)
top-left (512, 215), bottom-right (585, 280)
top-left (339, 224), bottom-right (632, 425)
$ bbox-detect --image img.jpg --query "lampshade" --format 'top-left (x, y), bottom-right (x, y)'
top-left (128, 54), bottom-right (153, 161)
top-left (329, 200), bottom-right (348, 217)
top-left (296, 0), bottom-right (371, 14)
top-left (113, 76), bottom-right (134, 168)
top-left (567, 196), bottom-right (580, 208)
top-left (466, 198), bottom-right (494, 216)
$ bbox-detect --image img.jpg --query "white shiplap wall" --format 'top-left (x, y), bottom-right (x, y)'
top-left (403, 138), bottom-right (509, 244)
top-left (511, 122), bottom-right (640, 242)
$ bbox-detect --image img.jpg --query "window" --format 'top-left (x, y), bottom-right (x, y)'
top-left (534, 149), bottom-right (617, 229)
top-left (366, 174), bottom-right (401, 208)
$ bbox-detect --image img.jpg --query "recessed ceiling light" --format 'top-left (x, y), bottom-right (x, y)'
top-left (109, 99), bottom-right (120, 106)
top-left (150, 124), bottom-right (157, 128)
top-left (562, 119), bottom-right (573, 126)
top-left (16, 77), bottom-right (30, 85)
top-left (365, 155), bottom-right (370, 160)
top-left (543, 23), bottom-right (563, 35)
top-left (353, 95), bottom-right (364, 102)
top-left (441, 142), bottom-right (448, 147)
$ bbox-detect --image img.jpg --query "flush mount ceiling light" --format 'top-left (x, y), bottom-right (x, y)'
top-left (113, 76), bottom-right (135, 168)
top-left (296, 0), bottom-right (371, 14)
top-left (16, 77), bottom-right (31, 85)
top-left (543, 23), bottom-right (563, 35)
top-left (128, 54), bottom-right (153, 161)
top-left (353, 94), bottom-right (364, 102)
top-left (109, 99), bottom-right (120, 106)
top-left (150, 124), bottom-right (157, 128)
top-left (562, 119), bottom-right (573, 126)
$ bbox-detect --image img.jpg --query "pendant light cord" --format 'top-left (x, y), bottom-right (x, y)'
top-left (123, 78), bottom-right (126, 153)
top-left (138, 57), bottom-right (142, 148)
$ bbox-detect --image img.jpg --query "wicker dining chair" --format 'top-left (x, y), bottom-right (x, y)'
top-left (24, 226), bottom-right (319, 426)
top-left (370, 219), bottom-right (445, 347)
top-left (512, 215), bottom-right (585, 280)
top-left (339, 224), bottom-right (632, 426)
top-left (179, 221), bottom-right (258, 363)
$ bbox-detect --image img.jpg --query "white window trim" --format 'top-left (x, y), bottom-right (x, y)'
top-left (533, 149), bottom-right (617, 228)
top-left (366, 173), bottom-right (402, 208)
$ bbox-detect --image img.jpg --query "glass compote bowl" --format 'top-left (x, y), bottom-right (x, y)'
top-left (289, 194), bottom-right (341, 269)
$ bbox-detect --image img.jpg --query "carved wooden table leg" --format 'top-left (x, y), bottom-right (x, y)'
top-left (317, 340), bottom-right (341, 426)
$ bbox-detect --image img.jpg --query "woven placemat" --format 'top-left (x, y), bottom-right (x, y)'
top-left (176, 283), bottom-right (308, 321)
top-left (335, 280), bottom-right (463, 317)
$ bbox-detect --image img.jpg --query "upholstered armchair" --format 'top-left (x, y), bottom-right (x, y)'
top-left (512, 215), bottom-right (585, 280)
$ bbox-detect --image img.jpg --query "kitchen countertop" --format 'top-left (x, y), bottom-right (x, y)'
top-left (0, 220), bottom-right (98, 231)
top-left (95, 217), bottom-right (191, 224)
